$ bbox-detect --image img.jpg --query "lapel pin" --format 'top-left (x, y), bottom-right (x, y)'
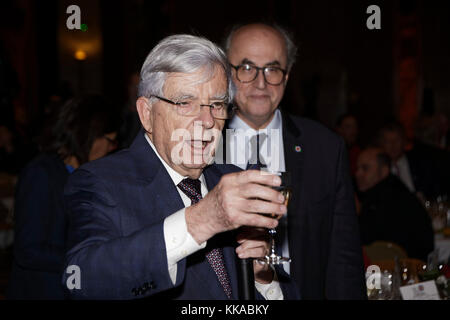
top-left (295, 145), bottom-right (302, 153)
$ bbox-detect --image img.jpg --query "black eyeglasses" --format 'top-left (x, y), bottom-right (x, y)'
top-left (230, 63), bottom-right (287, 85)
top-left (150, 95), bottom-right (230, 120)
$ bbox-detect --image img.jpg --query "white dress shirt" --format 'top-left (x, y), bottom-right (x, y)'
top-left (228, 109), bottom-right (290, 275)
top-left (144, 134), bottom-right (283, 299)
top-left (391, 154), bottom-right (416, 193)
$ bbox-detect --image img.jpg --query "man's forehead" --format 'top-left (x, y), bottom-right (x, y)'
top-left (164, 69), bottom-right (227, 97)
top-left (229, 25), bottom-right (287, 65)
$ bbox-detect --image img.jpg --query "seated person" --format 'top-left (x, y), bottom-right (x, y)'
top-left (377, 122), bottom-right (448, 200)
top-left (355, 147), bottom-right (434, 261)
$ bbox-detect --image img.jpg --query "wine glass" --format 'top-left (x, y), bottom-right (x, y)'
top-left (257, 170), bottom-right (291, 266)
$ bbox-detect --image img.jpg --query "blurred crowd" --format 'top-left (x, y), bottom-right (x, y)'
top-left (335, 112), bottom-right (450, 262)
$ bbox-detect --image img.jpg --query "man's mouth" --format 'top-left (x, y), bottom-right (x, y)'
top-left (186, 137), bottom-right (214, 150)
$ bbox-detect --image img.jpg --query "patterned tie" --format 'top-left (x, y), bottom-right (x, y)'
top-left (177, 178), bottom-right (233, 299)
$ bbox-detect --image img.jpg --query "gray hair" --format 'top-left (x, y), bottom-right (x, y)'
top-left (224, 23), bottom-right (298, 72)
top-left (138, 34), bottom-right (235, 103)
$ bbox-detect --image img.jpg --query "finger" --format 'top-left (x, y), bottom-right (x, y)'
top-left (239, 212), bottom-right (279, 229)
top-left (236, 239), bottom-right (269, 252)
top-left (236, 245), bottom-right (267, 259)
top-left (242, 199), bottom-right (287, 218)
top-left (239, 183), bottom-right (285, 204)
top-left (236, 170), bottom-right (281, 188)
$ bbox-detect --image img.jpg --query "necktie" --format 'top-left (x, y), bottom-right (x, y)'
top-left (177, 178), bottom-right (233, 299)
top-left (246, 133), bottom-right (267, 170)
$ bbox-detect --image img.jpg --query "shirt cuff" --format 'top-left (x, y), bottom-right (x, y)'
top-left (255, 270), bottom-right (284, 300)
top-left (164, 208), bottom-right (207, 284)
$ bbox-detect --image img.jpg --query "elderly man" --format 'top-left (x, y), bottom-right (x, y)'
top-left (62, 35), bottom-right (298, 299)
top-left (355, 147), bottom-right (434, 261)
top-left (224, 23), bottom-right (366, 299)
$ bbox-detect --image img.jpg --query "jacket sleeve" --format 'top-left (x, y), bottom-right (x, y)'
top-left (325, 139), bottom-right (367, 299)
top-left (62, 168), bottom-right (185, 299)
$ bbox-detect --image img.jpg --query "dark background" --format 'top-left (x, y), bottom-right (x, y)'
top-left (1, 0), bottom-right (449, 147)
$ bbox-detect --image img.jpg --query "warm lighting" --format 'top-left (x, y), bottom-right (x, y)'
top-left (74, 50), bottom-right (87, 61)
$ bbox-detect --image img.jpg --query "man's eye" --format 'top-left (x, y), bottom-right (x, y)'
top-left (177, 101), bottom-right (192, 107)
top-left (211, 102), bottom-right (225, 109)
top-left (240, 64), bottom-right (254, 72)
top-left (265, 67), bottom-right (280, 73)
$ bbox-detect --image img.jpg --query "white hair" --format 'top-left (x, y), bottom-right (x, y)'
top-left (138, 34), bottom-right (235, 103)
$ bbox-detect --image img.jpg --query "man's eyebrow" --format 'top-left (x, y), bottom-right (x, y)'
top-left (240, 58), bottom-right (282, 67)
top-left (172, 92), bottom-right (228, 101)
top-left (211, 93), bottom-right (228, 101)
top-left (171, 93), bottom-right (196, 100)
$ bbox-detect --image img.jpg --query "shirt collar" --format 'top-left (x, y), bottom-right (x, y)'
top-left (228, 108), bottom-right (282, 135)
top-left (144, 133), bottom-right (206, 187)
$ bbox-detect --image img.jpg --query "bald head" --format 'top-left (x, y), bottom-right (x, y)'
top-left (225, 23), bottom-right (295, 129)
top-left (355, 147), bottom-right (390, 192)
top-left (225, 23), bottom-right (297, 72)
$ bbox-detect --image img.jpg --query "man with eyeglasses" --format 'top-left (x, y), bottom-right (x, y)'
top-left (224, 23), bottom-right (366, 299)
top-left (62, 34), bottom-right (298, 300)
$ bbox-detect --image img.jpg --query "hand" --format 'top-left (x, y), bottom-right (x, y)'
top-left (185, 170), bottom-right (287, 244)
top-left (236, 227), bottom-right (274, 284)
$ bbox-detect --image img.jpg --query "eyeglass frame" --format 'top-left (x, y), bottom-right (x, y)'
top-left (229, 63), bottom-right (287, 85)
top-left (149, 95), bottom-right (234, 120)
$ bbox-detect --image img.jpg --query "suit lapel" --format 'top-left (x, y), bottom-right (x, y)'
top-left (127, 129), bottom-right (185, 224)
top-left (281, 112), bottom-right (305, 281)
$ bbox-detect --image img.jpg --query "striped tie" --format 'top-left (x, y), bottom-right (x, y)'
top-left (177, 178), bottom-right (233, 299)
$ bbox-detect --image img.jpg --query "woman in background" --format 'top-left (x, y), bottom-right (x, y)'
top-left (7, 95), bottom-right (121, 299)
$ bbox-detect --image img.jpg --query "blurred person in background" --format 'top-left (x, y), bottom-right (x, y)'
top-left (335, 113), bottom-right (361, 176)
top-left (6, 94), bottom-right (121, 299)
top-left (117, 72), bottom-right (141, 149)
top-left (377, 121), bottom-right (447, 200)
top-left (355, 147), bottom-right (434, 261)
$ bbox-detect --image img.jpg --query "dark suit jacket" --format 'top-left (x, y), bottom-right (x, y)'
top-left (7, 154), bottom-right (69, 299)
top-left (358, 175), bottom-right (434, 261)
top-left (62, 130), bottom-right (298, 299)
top-left (406, 141), bottom-right (450, 199)
top-left (279, 112), bottom-right (366, 299)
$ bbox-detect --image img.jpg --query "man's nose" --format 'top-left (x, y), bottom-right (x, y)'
top-left (197, 106), bottom-right (215, 128)
top-left (253, 70), bottom-right (267, 89)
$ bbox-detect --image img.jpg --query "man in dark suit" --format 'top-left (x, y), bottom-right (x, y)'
top-left (355, 147), bottom-right (434, 261)
top-left (377, 122), bottom-right (448, 200)
top-left (224, 23), bottom-right (366, 299)
top-left (62, 34), bottom-right (298, 299)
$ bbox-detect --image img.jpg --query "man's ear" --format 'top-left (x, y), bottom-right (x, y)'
top-left (136, 97), bottom-right (153, 133)
top-left (380, 165), bottom-right (390, 179)
top-left (284, 72), bottom-right (289, 86)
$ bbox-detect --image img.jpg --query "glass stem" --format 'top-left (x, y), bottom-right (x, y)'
top-left (269, 228), bottom-right (276, 255)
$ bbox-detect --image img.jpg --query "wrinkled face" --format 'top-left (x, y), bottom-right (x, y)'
top-left (137, 66), bottom-right (227, 178)
top-left (355, 149), bottom-right (386, 192)
top-left (336, 116), bottom-right (358, 146)
top-left (228, 24), bottom-right (288, 129)
top-left (379, 130), bottom-right (404, 161)
top-left (88, 132), bottom-right (118, 161)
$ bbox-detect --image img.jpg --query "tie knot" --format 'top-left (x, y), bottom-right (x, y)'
top-left (178, 178), bottom-right (202, 204)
